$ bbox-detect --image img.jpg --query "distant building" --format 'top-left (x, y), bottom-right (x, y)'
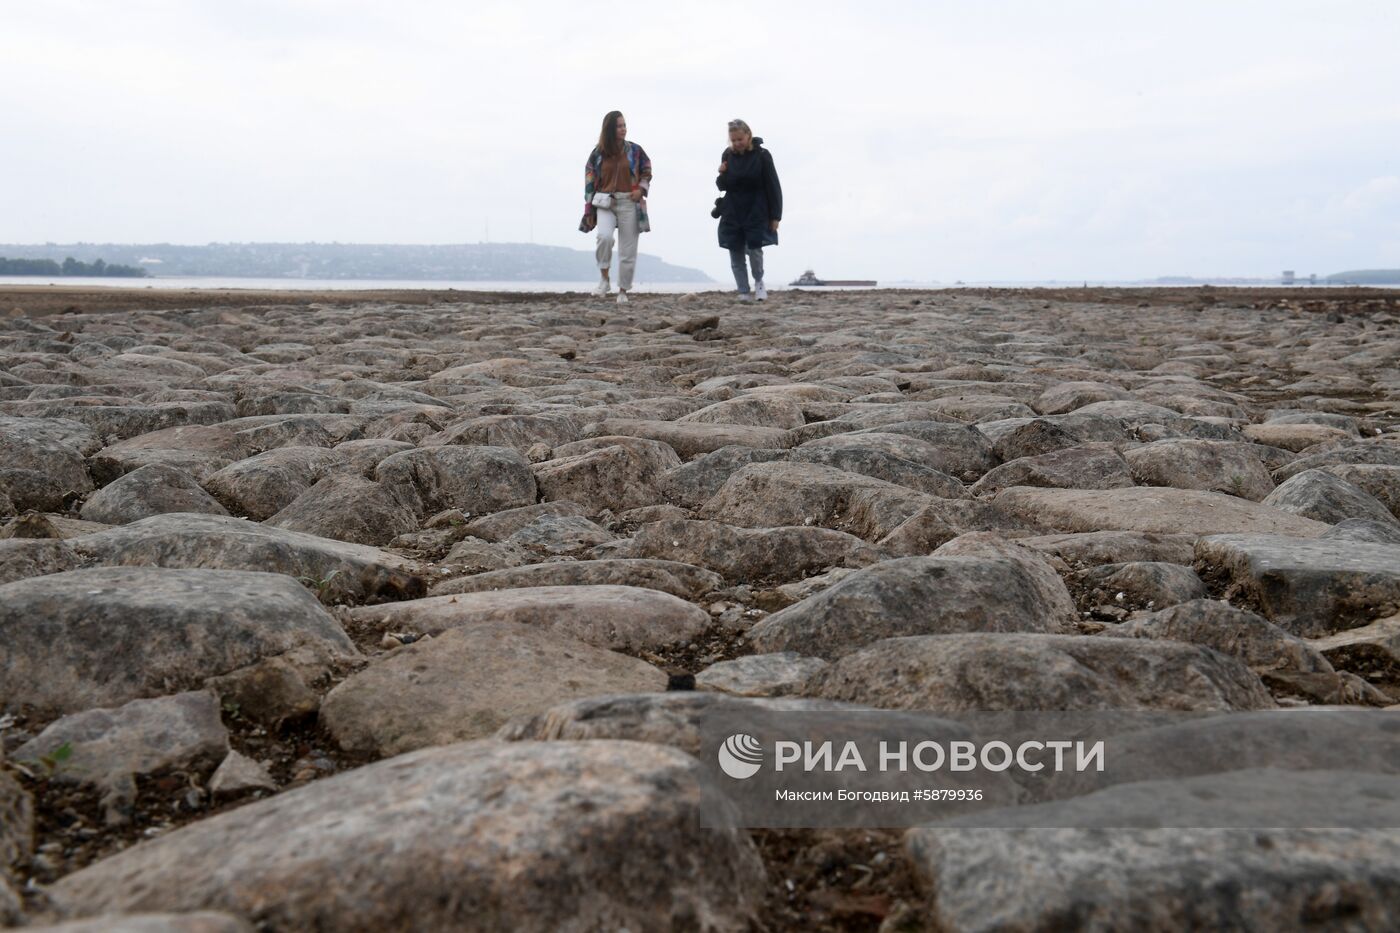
top-left (1281, 270), bottom-right (1295, 285)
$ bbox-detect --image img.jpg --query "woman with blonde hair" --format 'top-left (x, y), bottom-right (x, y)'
top-left (579, 110), bottom-right (652, 303)
top-left (715, 118), bottom-right (782, 301)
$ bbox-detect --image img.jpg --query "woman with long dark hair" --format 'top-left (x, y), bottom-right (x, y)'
top-left (579, 111), bottom-right (652, 303)
top-left (716, 118), bottom-right (781, 301)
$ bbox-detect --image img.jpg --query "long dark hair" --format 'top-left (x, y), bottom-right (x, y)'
top-left (598, 111), bottom-right (624, 158)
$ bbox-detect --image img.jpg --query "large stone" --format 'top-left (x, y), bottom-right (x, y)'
top-left (750, 556), bottom-right (1072, 660)
top-left (703, 461), bottom-right (933, 542)
top-left (971, 445), bottom-right (1134, 496)
top-left (80, 464), bottom-right (229, 525)
top-left (202, 446), bottom-right (350, 520)
top-left (431, 558), bottom-right (722, 600)
top-left (0, 414), bottom-right (102, 457)
top-left (374, 445), bottom-right (536, 517)
top-left (1320, 464), bottom-right (1400, 518)
top-left (69, 513), bottom-right (425, 604)
top-left (13, 691), bottom-right (229, 818)
top-left (1272, 440), bottom-right (1400, 483)
top-left (49, 740), bottom-right (766, 932)
top-left (1017, 531), bottom-right (1198, 567)
top-left (504, 513), bottom-right (616, 553)
top-left (0, 467), bottom-right (72, 512)
top-left (831, 420), bottom-right (998, 479)
top-left (88, 425), bottom-right (252, 485)
top-left (677, 395), bottom-right (806, 429)
top-left (588, 417), bottom-right (791, 458)
top-left (1103, 599), bottom-right (1333, 673)
top-left (0, 567), bottom-right (358, 715)
top-left (931, 531), bottom-right (1079, 617)
top-left (331, 438), bottom-right (415, 477)
top-left (1244, 421), bottom-right (1354, 451)
top-left (1195, 534), bottom-right (1400, 636)
top-left (426, 412), bottom-right (584, 451)
top-left (905, 786), bottom-right (1400, 932)
top-left (803, 634), bottom-right (1274, 711)
top-left (346, 585), bottom-right (709, 652)
top-left (876, 499), bottom-right (1044, 555)
top-left (532, 443), bottom-right (671, 512)
top-left (8, 401), bottom-right (235, 443)
top-left (1263, 469), bottom-right (1400, 526)
top-left (609, 519), bottom-right (880, 582)
top-left (1077, 561), bottom-right (1207, 610)
top-left (264, 473), bottom-right (418, 546)
top-left (695, 653), bottom-right (830, 697)
top-left (995, 486), bottom-right (1331, 537)
top-left (1123, 439), bottom-right (1276, 501)
top-left (321, 622), bottom-right (668, 755)
top-left (0, 422), bottom-right (92, 507)
top-left (0, 537), bottom-right (82, 585)
top-left (788, 445), bottom-right (969, 498)
top-left (1323, 518), bottom-right (1400, 545)
top-left (460, 500), bottom-right (591, 541)
top-left (655, 446), bottom-right (789, 510)
top-left (1034, 380), bottom-right (1131, 414)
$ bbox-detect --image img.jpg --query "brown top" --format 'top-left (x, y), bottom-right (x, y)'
top-left (599, 152), bottom-right (633, 192)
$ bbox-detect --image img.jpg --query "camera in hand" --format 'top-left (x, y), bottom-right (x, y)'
top-left (711, 196), bottom-right (724, 219)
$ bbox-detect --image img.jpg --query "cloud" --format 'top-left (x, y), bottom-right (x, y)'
top-left (3, 0), bottom-right (1399, 281)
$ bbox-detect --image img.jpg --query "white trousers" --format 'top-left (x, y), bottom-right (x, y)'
top-left (595, 194), bottom-right (639, 290)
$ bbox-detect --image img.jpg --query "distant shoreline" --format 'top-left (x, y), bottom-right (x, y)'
top-left (3, 282), bottom-right (1396, 318)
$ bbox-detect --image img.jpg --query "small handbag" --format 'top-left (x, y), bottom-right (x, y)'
top-left (590, 191), bottom-right (613, 209)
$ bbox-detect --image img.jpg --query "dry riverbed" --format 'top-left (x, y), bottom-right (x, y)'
top-left (2, 285), bottom-right (1400, 930)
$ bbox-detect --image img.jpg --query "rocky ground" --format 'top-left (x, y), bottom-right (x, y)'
top-left (2, 284), bottom-right (1400, 931)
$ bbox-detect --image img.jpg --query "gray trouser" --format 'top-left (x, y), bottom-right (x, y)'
top-left (595, 194), bottom-right (639, 290)
top-left (729, 246), bottom-right (764, 293)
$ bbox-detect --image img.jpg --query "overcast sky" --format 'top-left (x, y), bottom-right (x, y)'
top-left (3, 1), bottom-right (1398, 283)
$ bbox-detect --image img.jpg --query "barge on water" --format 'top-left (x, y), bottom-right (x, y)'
top-left (790, 269), bottom-right (877, 287)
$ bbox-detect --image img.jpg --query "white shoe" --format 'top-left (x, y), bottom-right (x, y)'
top-left (593, 278), bottom-right (610, 297)
top-left (616, 290), bottom-right (628, 304)
top-left (755, 280), bottom-right (768, 301)
top-left (737, 292), bottom-right (755, 302)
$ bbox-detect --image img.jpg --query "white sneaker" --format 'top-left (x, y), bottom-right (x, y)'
top-left (755, 280), bottom-right (768, 301)
top-left (616, 290), bottom-right (628, 304)
top-left (737, 292), bottom-right (755, 302)
top-left (592, 278), bottom-right (610, 297)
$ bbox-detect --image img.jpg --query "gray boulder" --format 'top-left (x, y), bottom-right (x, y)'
top-left (49, 740), bottom-right (766, 933)
top-left (905, 784), bottom-right (1400, 932)
top-left (80, 464), bottom-right (229, 525)
top-left (69, 513), bottom-right (425, 605)
top-left (202, 446), bottom-right (350, 520)
top-left (1195, 534), bottom-right (1400, 637)
top-left (750, 556), bottom-right (1073, 660)
top-left (431, 559), bottom-right (722, 601)
top-left (374, 445), bottom-right (536, 517)
top-left (321, 622), bottom-right (668, 755)
top-left (1263, 469), bottom-right (1400, 526)
top-left (346, 585), bottom-right (708, 652)
top-left (0, 567), bottom-right (358, 715)
top-left (609, 519), bottom-right (880, 582)
top-left (264, 473), bottom-right (418, 547)
top-left (803, 634), bottom-right (1274, 711)
top-left (1124, 439), bottom-right (1276, 501)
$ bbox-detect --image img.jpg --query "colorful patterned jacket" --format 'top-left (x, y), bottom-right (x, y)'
top-left (579, 141), bottom-right (652, 233)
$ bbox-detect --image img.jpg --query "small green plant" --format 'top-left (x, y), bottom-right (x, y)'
top-left (17, 741), bottom-right (74, 779)
top-left (1225, 473), bottom-right (1247, 496)
top-left (298, 570), bottom-right (342, 600)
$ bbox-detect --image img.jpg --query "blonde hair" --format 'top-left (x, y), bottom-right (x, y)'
top-left (727, 118), bottom-right (753, 152)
